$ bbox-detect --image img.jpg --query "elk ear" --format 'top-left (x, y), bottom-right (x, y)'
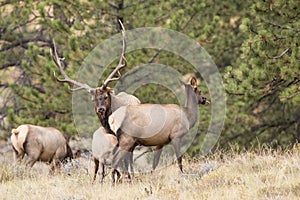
top-left (89, 89), bottom-right (96, 101)
top-left (107, 87), bottom-right (114, 94)
top-left (190, 77), bottom-right (197, 88)
top-left (89, 89), bottom-right (95, 95)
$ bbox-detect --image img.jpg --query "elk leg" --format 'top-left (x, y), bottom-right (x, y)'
top-left (18, 152), bottom-right (25, 163)
top-left (113, 149), bottom-right (132, 182)
top-left (16, 151), bottom-right (25, 164)
top-left (113, 134), bottom-right (132, 171)
top-left (49, 159), bottom-right (61, 175)
top-left (177, 156), bottom-right (183, 173)
top-left (113, 132), bottom-right (136, 182)
top-left (112, 146), bottom-right (121, 169)
top-left (93, 158), bottom-right (99, 182)
top-left (124, 145), bottom-right (137, 181)
top-left (123, 152), bottom-right (131, 181)
top-left (49, 161), bottom-right (55, 175)
top-left (115, 151), bottom-right (130, 181)
top-left (152, 146), bottom-right (163, 170)
top-left (25, 157), bottom-right (38, 168)
top-left (171, 138), bottom-right (183, 173)
top-left (12, 146), bottom-right (24, 164)
top-left (99, 162), bottom-right (105, 184)
top-left (126, 136), bottom-right (136, 179)
top-left (122, 150), bottom-right (131, 177)
top-left (24, 137), bottom-right (42, 169)
top-left (111, 169), bottom-right (116, 185)
top-left (111, 168), bottom-right (121, 185)
top-left (115, 169), bottom-right (121, 182)
top-left (12, 147), bottom-right (25, 176)
top-left (25, 152), bottom-right (39, 169)
top-left (129, 152), bottom-right (134, 177)
top-left (54, 159), bottom-right (61, 174)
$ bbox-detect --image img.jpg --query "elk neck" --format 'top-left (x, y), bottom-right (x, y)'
top-left (183, 84), bottom-right (198, 129)
top-left (98, 107), bottom-right (115, 135)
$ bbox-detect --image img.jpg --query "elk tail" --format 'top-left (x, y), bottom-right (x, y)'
top-left (11, 129), bottom-right (19, 135)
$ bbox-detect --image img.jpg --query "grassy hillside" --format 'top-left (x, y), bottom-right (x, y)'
top-left (1, 148), bottom-right (300, 200)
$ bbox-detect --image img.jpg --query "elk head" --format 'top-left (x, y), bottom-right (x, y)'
top-left (91, 87), bottom-right (113, 119)
top-left (51, 20), bottom-right (126, 124)
top-left (190, 77), bottom-right (210, 105)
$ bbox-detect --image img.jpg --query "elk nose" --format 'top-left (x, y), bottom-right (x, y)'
top-left (200, 97), bottom-right (207, 104)
top-left (97, 107), bottom-right (105, 114)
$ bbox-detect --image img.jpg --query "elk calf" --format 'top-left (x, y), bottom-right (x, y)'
top-left (11, 124), bottom-right (73, 174)
top-left (92, 127), bottom-right (135, 184)
top-left (92, 127), bottom-right (119, 183)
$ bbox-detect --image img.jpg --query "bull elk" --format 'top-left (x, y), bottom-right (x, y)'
top-left (51, 21), bottom-right (138, 181)
top-left (50, 21), bottom-right (139, 134)
top-left (109, 77), bottom-right (210, 173)
top-left (11, 124), bottom-right (73, 174)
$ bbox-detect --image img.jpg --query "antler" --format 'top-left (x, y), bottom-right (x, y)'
top-left (101, 20), bottom-right (127, 89)
top-left (51, 40), bottom-right (95, 93)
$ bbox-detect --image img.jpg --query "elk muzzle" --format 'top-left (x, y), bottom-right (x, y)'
top-left (96, 106), bottom-right (106, 115)
top-left (199, 96), bottom-right (210, 105)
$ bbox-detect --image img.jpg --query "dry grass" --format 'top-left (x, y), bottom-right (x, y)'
top-left (1, 148), bottom-right (300, 200)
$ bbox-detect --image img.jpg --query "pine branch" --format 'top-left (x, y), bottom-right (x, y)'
top-left (267, 21), bottom-right (300, 32)
top-left (273, 48), bottom-right (290, 59)
top-left (1, 61), bottom-right (21, 70)
top-left (0, 37), bottom-right (50, 52)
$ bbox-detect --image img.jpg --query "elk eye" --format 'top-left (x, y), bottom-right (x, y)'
top-left (104, 95), bottom-right (108, 100)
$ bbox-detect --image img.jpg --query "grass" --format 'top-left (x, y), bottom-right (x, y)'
top-left (1, 148), bottom-right (300, 200)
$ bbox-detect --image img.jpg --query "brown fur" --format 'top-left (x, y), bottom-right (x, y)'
top-left (92, 89), bottom-right (141, 134)
top-left (91, 90), bottom-right (140, 183)
top-left (92, 88), bottom-right (114, 134)
top-left (11, 124), bottom-right (73, 174)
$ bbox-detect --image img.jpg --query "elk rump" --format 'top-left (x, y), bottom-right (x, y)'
top-left (11, 124), bottom-right (73, 174)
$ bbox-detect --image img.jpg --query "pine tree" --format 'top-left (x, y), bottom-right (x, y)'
top-left (224, 0), bottom-right (300, 148)
top-left (1, 1), bottom-right (251, 142)
top-left (0, 1), bottom-right (109, 136)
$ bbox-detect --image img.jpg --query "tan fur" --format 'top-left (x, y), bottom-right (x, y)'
top-left (92, 127), bottom-right (117, 164)
top-left (92, 127), bottom-right (121, 184)
top-left (109, 78), bottom-right (209, 173)
top-left (111, 92), bottom-right (141, 112)
top-left (92, 123), bottom-right (133, 184)
top-left (10, 124), bottom-right (73, 174)
top-left (11, 125), bottom-right (29, 154)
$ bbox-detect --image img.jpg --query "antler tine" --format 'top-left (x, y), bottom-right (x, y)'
top-left (51, 40), bottom-right (95, 93)
top-left (102, 20), bottom-right (127, 89)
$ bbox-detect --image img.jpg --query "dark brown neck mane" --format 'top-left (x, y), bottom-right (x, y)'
top-left (97, 108), bottom-right (114, 135)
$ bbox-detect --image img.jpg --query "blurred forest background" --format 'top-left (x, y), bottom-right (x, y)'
top-left (0, 0), bottom-right (299, 155)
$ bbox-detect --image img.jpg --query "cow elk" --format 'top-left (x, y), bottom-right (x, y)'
top-left (10, 124), bottom-right (73, 174)
top-left (109, 77), bottom-right (210, 174)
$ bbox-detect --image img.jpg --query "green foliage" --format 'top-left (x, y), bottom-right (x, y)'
top-left (0, 0), bottom-right (100, 136)
top-left (223, 0), bottom-right (300, 148)
top-left (0, 0), bottom-right (298, 154)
